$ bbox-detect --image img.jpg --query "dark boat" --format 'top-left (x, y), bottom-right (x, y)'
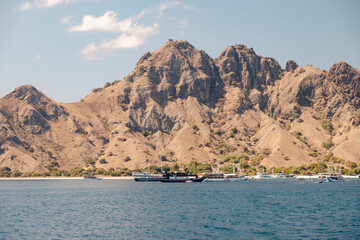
top-left (160, 172), bottom-right (205, 183)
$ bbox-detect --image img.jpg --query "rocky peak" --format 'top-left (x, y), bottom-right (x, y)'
top-left (286, 60), bottom-right (298, 72)
top-left (2, 85), bottom-right (68, 121)
top-left (5, 85), bottom-right (42, 102)
top-left (216, 44), bottom-right (282, 90)
top-left (328, 61), bottom-right (360, 107)
top-left (126, 40), bottom-right (223, 106)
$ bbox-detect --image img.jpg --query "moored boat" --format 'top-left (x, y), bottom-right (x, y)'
top-left (255, 172), bottom-right (276, 180)
top-left (160, 172), bottom-right (204, 182)
top-left (224, 164), bottom-right (247, 181)
top-left (202, 172), bottom-right (228, 182)
top-left (132, 172), bottom-right (161, 182)
top-left (274, 173), bottom-right (297, 180)
top-left (318, 164), bottom-right (344, 182)
top-left (318, 173), bottom-right (343, 182)
top-left (224, 173), bottom-right (247, 181)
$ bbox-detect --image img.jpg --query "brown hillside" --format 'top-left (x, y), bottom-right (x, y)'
top-left (0, 40), bottom-right (359, 172)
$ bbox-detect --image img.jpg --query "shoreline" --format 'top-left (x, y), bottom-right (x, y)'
top-left (1, 175), bottom-right (359, 181)
top-left (0, 176), bottom-right (134, 181)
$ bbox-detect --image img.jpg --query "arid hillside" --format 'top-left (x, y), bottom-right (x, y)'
top-left (1, 40), bottom-right (359, 172)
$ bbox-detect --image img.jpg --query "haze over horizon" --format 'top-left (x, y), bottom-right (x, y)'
top-left (1, 0), bottom-right (359, 103)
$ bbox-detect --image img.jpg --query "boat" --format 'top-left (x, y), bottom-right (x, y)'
top-left (318, 165), bottom-right (343, 182)
top-left (132, 159), bottom-right (162, 182)
top-left (83, 174), bottom-right (102, 180)
top-left (202, 172), bottom-right (228, 182)
top-left (255, 172), bottom-right (276, 180)
top-left (224, 173), bottom-right (247, 181)
top-left (274, 173), bottom-right (297, 180)
top-left (298, 179), bottom-right (324, 184)
top-left (132, 172), bottom-right (161, 182)
top-left (318, 173), bottom-right (343, 182)
top-left (223, 165), bottom-right (247, 181)
top-left (160, 172), bottom-right (205, 183)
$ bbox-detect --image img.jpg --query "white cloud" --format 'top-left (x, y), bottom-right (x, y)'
top-left (67, 1), bottom-right (198, 60)
top-left (35, 55), bottom-right (41, 59)
top-left (157, 0), bottom-right (179, 17)
top-left (60, 15), bottom-right (74, 24)
top-left (183, 4), bottom-right (199, 12)
top-left (19, 0), bottom-right (76, 11)
top-left (178, 20), bottom-right (188, 29)
top-left (69, 11), bottom-right (133, 33)
top-left (19, 2), bottom-right (32, 11)
top-left (80, 32), bottom-right (159, 60)
top-left (69, 11), bottom-right (159, 59)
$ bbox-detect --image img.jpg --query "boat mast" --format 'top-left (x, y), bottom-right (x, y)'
top-left (147, 159), bottom-right (150, 174)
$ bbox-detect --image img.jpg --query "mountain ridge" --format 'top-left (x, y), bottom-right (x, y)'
top-left (1, 40), bottom-right (359, 172)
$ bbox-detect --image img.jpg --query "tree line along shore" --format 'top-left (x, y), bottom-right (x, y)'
top-left (1, 159), bottom-right (359, 178)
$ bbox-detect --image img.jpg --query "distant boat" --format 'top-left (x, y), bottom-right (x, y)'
top-left (318, 165), bottom-right (343, 182)
top-left (320, 174), bottom-right (343, 182)
top-left (274, 173), bottom-right (297, 180)
top-left (132, 172), bottom-right (161, 182)
top-left (83, 174), bottom-right (102, 180)
top-left (224, 173), bottom-right (247, 181)
top-left (224, 165), bottom-right (247, 181)
top-left (132, 159), bottom-right (162, 182)
top-left (202, 172), bottom-right (228, 182)
top-left (255, 172), bottom-right (276, 180)
top-left (160, 172), bottom-right (205, 183)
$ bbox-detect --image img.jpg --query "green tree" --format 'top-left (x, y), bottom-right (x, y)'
top-left (0, 167), bottom-right (12, 177)
top-left (170, 163), bottom-right (180, 172)
top-left (345, 161), bottom-right (357, 169)
top-left (70, 167), bottom-right (85, 177)
top-left (322, 139), bottom-right (334, 149)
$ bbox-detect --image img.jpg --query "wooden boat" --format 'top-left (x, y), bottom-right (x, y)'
top-left (160, 172), bottom-right (205, 182)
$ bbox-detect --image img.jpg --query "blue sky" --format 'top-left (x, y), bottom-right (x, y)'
top-left (1, 0), bottom-right (359, 103)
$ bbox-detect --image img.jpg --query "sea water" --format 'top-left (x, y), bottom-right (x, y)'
top-left (0, 180), bottom-right (359, 240)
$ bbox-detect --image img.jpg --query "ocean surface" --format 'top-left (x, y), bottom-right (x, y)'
top-left (0, 179), bottom-right (359, 240)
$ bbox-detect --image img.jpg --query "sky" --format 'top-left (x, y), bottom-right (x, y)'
top-left (0, 0), bottom-right (359, 103)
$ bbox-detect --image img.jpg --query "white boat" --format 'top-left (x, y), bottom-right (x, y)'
top-left (202, 172), bottom-right (228, 182)
top-left (224, 173), bottom-right (247, 181)
top-left (274, 173), bottom-right (297, 180)
top-left (132, 172), bottom-right (161, 182)
top-left (133, 159), bottom-right (162, 182)
top-left (255, 172), bottom-right (276, 180)
top-left (318, 165), bottom-right (343, 182)
top-left (318, 173), bottom-right (344, 182)
top-left (224, 165), bottom-right (247, 181)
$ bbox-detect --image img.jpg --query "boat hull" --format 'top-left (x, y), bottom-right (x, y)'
top-left (160, 177), bottom-right (205, 183)
top-left (203, 178), bottom-right (228, 182)
top-left (134, 178), bottom-right (161, 182)
top-left (226, 177), bottom-right (247, 181)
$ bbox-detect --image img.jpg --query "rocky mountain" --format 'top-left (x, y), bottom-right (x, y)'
top-left (1, 40), bottom-right (359, 172)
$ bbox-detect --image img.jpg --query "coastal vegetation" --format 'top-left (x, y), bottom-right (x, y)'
top-left (1, 160), bottom-right (359, 178)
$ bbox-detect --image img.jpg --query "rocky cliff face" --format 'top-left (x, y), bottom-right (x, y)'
top-left (123, 40), bottom-right (223, 133)
top-left (217, 45), bottom-right (281, 90)
top-left (1, 40), bottom-right (359, 172)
